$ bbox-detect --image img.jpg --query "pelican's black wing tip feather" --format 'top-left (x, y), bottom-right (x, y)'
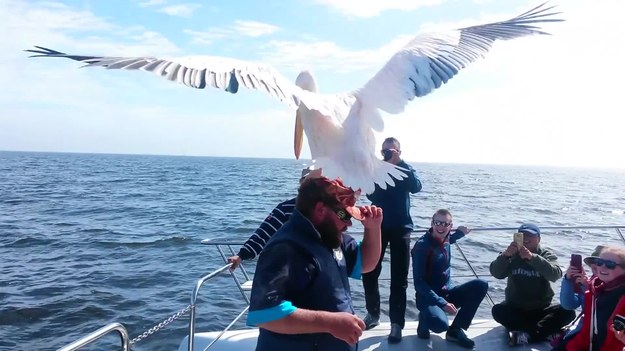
top-left (24, 46), bottom-right (101, 62)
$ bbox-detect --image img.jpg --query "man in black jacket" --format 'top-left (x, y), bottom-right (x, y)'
top-left (362, 137), bottom-right (422, 343)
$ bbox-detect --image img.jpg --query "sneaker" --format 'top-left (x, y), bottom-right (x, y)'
top-left (388, 323), bottom-right (402, 343)
top-left (508, 331), bottom-right (530, 346)
top-left (363, 313), bottom-right (379, 330)
top-left (417, 329), bottom-right (430, 339)
top-left (446, 327), bottom-right (475, 349)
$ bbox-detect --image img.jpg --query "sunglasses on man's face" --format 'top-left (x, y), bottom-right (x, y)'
top-left (332, 207), bottom-right (352, 222)
top-left (433, 220), bottom-right (452, 227)
top-left (588, 258), bottom-right (625, 270)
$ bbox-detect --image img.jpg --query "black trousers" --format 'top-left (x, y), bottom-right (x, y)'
top-left (492, 302), bottom-right (576, 341)
top-left (362, 228), bottom-right (411, 328)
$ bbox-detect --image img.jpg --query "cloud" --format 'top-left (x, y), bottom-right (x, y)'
top-left (138, 0), bottom-right (167, 7)
top-left (232, 20), bottom-right (280, 37)
top-left (185, 20), bottom-right (280, 45)
top-left (258, 34), bottom-right (413, 74)
top-left (137, 0), bottom-right (201, 18)
top-left (158, 4), bottom-right (201, 17)
top-left (313, 0), bottom-right (445, 18)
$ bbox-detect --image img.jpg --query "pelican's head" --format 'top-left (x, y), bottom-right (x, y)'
top-left (295, 70), bottom-right (317, 92)
top-left (293, 70), bottom-right (318, 160)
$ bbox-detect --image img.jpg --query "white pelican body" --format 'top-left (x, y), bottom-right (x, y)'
top-left (294, 71), bottom-right (405, 193)
top-left (26, 3), bottom-right (563, 193)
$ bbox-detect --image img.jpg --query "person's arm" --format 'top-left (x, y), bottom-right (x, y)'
top-left (490, 242), bottom-right (517, 279)
top-left (398, 161), bottom-right (422, 194)
top-left (490, 255), bottom-right (513, 279)
top-left (341, 206), bottom-right (383, 279)
top-left (359, 205), bottom-right (382, 274)
top-left (259, 309), bottom-right (365, 345)
top-left (559, 277), bottom-right (582, 310)
top-left (237, 199), bottom-right (294, 260)
top-left (412, 244), bottom-right (447, 308)
top-left (248, 242), bottom-right (365, 345)
top-left (248, 242), bottom-right (314, 325)
top-left (528, 249), bottom-right (563, 282)
top-left (449, 227), bottom-right (468, 244)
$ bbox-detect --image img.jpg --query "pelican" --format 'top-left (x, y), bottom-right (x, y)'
top-left (26, 2), bottom-right (562, 194)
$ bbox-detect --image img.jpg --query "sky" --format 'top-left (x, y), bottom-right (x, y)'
top-left (1, 0), bottom-right (623, 169)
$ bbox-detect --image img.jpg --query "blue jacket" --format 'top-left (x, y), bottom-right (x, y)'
top-left (411, 229), bottom-right (465, 308)
top-left (367, 160), bottom-right (422, 231)
top-left (560, 276), bottom-right (585, 310)
top-left (247, 209), bottom-right (362, 351)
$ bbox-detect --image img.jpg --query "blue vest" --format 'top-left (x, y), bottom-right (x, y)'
top-left (255, 210), bottom-right (357, 351)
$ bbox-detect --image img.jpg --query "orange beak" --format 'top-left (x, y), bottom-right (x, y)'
top-left (294, 110), bottom-right (304, 160)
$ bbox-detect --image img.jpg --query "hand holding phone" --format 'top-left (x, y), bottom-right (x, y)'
top-left (570, 253), bottom-right (584, 293)
top-left (513, 232), bottom-right (524, 249)
top-left (570, 254), bottom-right (583, 271)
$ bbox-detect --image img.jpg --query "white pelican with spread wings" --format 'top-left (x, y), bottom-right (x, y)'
top-left (27, 2), bottom-right (562, 194)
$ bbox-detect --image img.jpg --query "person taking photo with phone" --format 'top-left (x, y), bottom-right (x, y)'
top-left (564, 246), bottom-right (625, 351)
top-left (489, 223), bottom-right (576, 346)
top-left (550, 246), bottom-right (605, 350)
top-left (361, 137), bottom-right (422, 343)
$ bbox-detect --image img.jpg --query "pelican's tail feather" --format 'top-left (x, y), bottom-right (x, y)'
top-left (314, 157), bottom-right (407, 195)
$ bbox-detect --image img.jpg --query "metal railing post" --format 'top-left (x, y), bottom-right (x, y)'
top-left (188, 264), bottom-right (233, 351)
top-left (56, 323), bottom-right (130, 351)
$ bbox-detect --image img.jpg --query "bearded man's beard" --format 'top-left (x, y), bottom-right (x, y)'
top-left (316, 215), bottom-right (342, 249)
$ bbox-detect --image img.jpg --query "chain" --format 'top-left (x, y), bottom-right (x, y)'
top-left (130, 304), bottom-right (192, 348)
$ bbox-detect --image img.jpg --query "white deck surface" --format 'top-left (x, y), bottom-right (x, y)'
top-left (178, 319), bottom-right (552, 351)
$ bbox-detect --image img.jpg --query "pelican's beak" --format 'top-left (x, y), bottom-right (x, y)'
top-left (294, 110), bottom-right (304, 160)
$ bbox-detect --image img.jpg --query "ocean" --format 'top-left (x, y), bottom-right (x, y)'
top-left (1, 151), bottom-right (624, 351)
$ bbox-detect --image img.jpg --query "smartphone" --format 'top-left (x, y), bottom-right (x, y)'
top-left (614, 314), bottom-right (625, 331)
top-left (513, 232), bottom-right (524, 248)
top-left (570, 254), bottom-right (583, 271)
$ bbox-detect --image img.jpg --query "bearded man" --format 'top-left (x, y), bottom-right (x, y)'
top-left (247, 176), bottom-right (382, 351)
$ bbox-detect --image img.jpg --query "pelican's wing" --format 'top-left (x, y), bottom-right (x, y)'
top-left (357, 2), bottom-right (563, 114)
top-left (25, 46), bottom-right (340, 114)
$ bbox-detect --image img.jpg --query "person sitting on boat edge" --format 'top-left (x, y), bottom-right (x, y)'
top-left (564, 246), bottom-right (625, 351)
top-left (489, 223), bottom-right (576, 346)
top-left (550, 245), bottom-right (605, 351)
top-left (411, 209), bottom-right (488, 349)
top-left (246, 176), bottom-right (383, 351)
top-left (227, 166), bottom-right (321, 270)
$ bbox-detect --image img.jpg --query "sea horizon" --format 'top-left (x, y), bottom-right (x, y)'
top-left (2, 149), bottom-right (624, 173)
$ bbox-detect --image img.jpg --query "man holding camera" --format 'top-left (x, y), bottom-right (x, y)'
top-left (489, 223), bottom-right (576, 346)
top-left (362, 137), bottom-right (422, 343)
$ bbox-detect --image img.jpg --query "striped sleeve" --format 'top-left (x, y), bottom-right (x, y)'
top-left (237, 198), bottom-right (296, 260)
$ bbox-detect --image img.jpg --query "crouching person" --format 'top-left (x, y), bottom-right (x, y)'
top-left (412, 209), bottom-right (488, 349)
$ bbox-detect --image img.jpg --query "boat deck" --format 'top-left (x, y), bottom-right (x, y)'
top-left (179, 320), bottom-right (552, 351)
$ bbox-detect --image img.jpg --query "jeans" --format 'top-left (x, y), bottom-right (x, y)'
top-left (362, 228), bottom-right (411, 328)
top-left (416, 279), bottom-right (489, 333)
top-left (492, 302), bottom-right (576, 341)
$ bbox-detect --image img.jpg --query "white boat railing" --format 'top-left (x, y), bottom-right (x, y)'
top-left (55, 225), bottom-right (625, 351)
top-left (56, 323), bottom-right (130, 351)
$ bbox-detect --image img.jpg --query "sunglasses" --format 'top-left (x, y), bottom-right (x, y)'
top-left (433, 220), bottom-right (452, 227)
top-left (332, 207), bottom-right (352, 222)
top-left (587, 257), bottom-right (625, 270)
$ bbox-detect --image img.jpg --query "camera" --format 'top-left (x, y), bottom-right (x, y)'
top-left (382, 149), bottom-right (394, 161)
